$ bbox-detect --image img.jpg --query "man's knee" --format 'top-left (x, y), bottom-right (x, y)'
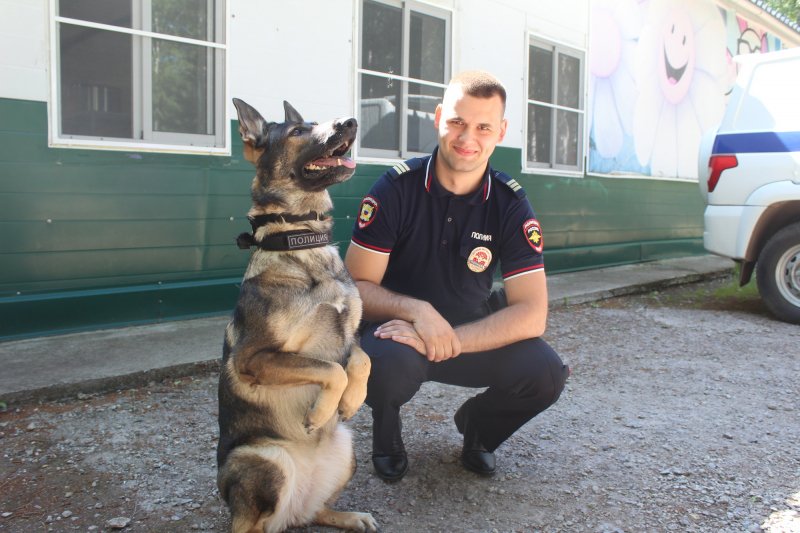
top-left (502, 338), bottom-right (568, 406)
top-left (361, 331), bottom-right (428, 407)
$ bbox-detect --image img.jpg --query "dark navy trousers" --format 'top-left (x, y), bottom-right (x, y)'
top-left (361, 307), bottom-right (569, 453)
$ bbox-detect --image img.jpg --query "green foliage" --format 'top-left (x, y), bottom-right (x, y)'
top-left (763, 0), bottom-right (800, 23)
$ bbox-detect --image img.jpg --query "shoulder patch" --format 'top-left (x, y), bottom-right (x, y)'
top-left (492, 170), bottom-right (527, 199)
top-left (387, 157), bottom-right (426, 179)
top-left (523, 218), bottom-right (544, 253)
top-left (358, 195), bottom-right (379, 229)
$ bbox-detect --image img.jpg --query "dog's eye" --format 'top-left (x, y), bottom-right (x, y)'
top-left (290, 128), bottom-right (304, 136)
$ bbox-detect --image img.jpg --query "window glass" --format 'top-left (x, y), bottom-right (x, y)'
top-left (555, 109), bottom-right (579, 166)
top-left (529, 45), bottom-right (553, 103)
top-left (557, 53), bottom-right (580, 109)
top-left (362, 0), bottom-right (402, 74)
top-left (407, 83), bottom-right (441, 153)
top-left (526, 40), bottom-right (584, 171)
top-left (359, 1), bottom-right (450, 158)
top-left (409, 11), bottom-right (445, 84)
top-left (60, 0), bottom-right (132, 28)
top-left (152, 39), bottom-right (214, 134)
top-left (527, 104), bottom-right (552, 164)
top-left (60, 24), bottom-right (133, 138)
top-left (152, 0), bottom-right (211, 40)
top-left (360, 73), bottom-right (401, 151)
top-left (56, 0), bottom-right (224, 149)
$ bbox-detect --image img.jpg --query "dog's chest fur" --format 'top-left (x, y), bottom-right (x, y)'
top-left (235, 246), bottom-right (361, 361)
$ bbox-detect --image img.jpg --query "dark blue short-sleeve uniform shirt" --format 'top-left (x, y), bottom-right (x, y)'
top-left (351, 148), bottom-right (544, 323)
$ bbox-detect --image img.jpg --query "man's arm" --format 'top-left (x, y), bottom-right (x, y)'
top-left (454, 270), bottom-right (548, 352)
top-left (344, 243), bottom-right (462, 361)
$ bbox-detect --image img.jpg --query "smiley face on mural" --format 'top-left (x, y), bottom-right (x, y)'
top-left (633, 0), bottom-right (728, 179)
top-left (658, 8), bottom-right (696, 105)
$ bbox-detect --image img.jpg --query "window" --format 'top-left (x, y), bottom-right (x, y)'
top-left (358, 0), bottom-right (451, 159)
top-left (51, 0), bottom-right (227, 152)
top-left (525, 38), bottom-right (585, 172)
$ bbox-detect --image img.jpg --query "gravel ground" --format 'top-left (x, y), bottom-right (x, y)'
top-left (1, 275), bottom-right (799, 533)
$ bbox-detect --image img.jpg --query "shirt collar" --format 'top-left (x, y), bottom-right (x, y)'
top-left (424, 147), bottom-right (492, 205)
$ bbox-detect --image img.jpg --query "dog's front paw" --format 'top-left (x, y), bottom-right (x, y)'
top-left (337, 382), bottom-right (367, 421)
top-left (304, 404), bottom-right (338, 433)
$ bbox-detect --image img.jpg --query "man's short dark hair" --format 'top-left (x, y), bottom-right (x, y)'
top-left (449, 70), bottom-right (507, 110)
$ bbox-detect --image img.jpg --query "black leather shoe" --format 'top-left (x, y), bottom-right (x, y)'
top-left (454, 404), bottom-right (496, 476)
top-left (372, 413), bottom-right (408, 481)
top-left (371, 453), bottom-right (409, 481)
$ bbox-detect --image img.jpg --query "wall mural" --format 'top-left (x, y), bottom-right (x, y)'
top-left (588, 0), bottom-right (783, 180)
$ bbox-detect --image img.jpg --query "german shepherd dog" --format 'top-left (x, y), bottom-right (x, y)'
top-left (217, 99), bottom-right (376, 533)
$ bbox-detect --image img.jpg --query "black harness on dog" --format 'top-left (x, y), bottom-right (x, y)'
top-left (236, 211), bottom-right (332, 251)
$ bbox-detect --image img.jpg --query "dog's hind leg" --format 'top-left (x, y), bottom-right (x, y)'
top-left (314, 507), bottom-right (378, 532)
top-left (337, 345), bottom-right (371, 420)
top-left (218, 446), bottom-right (292, 533)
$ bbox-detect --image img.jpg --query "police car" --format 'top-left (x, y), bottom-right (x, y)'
top-left (698, 46), bottom-right (800, 324)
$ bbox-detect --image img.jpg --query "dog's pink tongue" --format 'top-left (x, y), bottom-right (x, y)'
top-left (312, 156), bottom-right (356, 169)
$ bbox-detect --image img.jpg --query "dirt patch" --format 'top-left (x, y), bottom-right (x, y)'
top-left (1, 275), bottom-right (798, 532)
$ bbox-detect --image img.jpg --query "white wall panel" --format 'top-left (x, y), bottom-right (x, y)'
top-left (0, 0), bottom-right (49, 101)
top-left (228, 0), bottom-right (358, 123)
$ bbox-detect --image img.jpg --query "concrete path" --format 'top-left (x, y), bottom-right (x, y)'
top-left (0, 255), bottom-right (734, 404)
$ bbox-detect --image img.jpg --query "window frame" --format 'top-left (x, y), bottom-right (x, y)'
top-left (523, 35), bottom-right (586, 176)
top-left (48, 0), bottom-right (230, 155)
top-left (355, 0), bottom-right (452, 161)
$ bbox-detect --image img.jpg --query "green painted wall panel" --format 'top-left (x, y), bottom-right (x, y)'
top-left (0, 98), bottom-right (705, 339)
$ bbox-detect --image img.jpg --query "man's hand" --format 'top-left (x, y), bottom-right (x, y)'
top-left (375, 307), bottom-right (462, 362)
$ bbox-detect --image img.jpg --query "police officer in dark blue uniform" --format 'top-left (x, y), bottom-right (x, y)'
top-left (345, 71), bottom-right (569, 481)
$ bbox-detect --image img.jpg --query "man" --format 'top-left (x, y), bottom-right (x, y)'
top-left (345, 71), bottom-right (569, 481)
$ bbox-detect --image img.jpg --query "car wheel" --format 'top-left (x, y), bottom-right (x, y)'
top-left (756, 222), bottom-right (800, 324)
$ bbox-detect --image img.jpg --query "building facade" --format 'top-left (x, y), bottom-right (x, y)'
top-left (1, 0), bottom-right (798, 338)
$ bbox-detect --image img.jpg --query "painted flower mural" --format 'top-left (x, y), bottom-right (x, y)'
top-left (588, 0), bottom-right (643, 161)
top-left (632, 0), bottom-right (728, 179)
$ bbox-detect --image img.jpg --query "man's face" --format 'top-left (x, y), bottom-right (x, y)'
top-left (434, 86), bottom-right (507, 178)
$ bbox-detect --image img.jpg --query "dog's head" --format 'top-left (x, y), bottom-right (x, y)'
top-left (232, 98), bottom-right (357, 209)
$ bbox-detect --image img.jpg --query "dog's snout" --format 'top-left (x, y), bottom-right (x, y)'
top-left (337, 118), bottom-right (357, 130)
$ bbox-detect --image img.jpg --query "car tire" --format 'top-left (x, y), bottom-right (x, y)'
top-left (756, 222), bottom-right (800, 324)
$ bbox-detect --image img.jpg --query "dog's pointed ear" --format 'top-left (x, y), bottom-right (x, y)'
top-left (283, 101), bottom-right (304, 124)
top-left (232, 98), bottom-right (268, 145)
top-left (233, 98), bottom-right (269, 164)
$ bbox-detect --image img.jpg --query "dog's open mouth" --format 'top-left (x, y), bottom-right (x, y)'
top-left (304, 139), bottom-right (356, 171)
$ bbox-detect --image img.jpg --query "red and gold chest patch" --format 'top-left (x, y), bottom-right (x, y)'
top-left (467, 246), bottom-right (493, 273)
top-left (523, 219), bottom-right (543, 253)
top-left (358, 196), bottom-right (379, 229)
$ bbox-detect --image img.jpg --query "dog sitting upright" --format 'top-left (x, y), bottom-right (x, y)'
top-left (217, 99), bottom-right (376, 533)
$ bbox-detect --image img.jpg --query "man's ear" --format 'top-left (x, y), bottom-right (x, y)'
top-left (434, 103), bottom-right (442, 130)
top-left (498, 118), bottom-right (508, 143)
top-left (232, 98), bottom-right (267, 146)
top-left (283, 101), bottom-right (304, 124)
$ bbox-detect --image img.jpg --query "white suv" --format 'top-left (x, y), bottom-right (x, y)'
top-left (698, 47), bottom-right (800, 324)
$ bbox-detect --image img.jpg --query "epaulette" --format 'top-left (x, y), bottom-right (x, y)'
top-left (492, 170), bottom-right (527, 199)
top-left (386, 157), bottom-right (426, 179)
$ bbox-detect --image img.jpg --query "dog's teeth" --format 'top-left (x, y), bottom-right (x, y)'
top-left (337, 158), bottom-right (341, 165)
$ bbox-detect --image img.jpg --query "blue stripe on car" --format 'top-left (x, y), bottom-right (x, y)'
top-left (712, 131), bottom-right (800, 154)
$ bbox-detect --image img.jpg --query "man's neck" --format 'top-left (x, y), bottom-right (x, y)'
top-left (434, 159), bottom-right (485, 196)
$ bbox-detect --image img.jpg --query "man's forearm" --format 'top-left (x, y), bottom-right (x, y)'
top-left (355, 280), bottom-right (431, 323)
top-left (455, 302), bottom-right (546, 353)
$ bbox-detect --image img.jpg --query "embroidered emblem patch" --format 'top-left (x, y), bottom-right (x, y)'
top-left (358, 196), bottom-right (379, 229)
top-left (523, 219), bottom-right (543, 253)
top-left (467, 246), bottom-right (493, 273)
